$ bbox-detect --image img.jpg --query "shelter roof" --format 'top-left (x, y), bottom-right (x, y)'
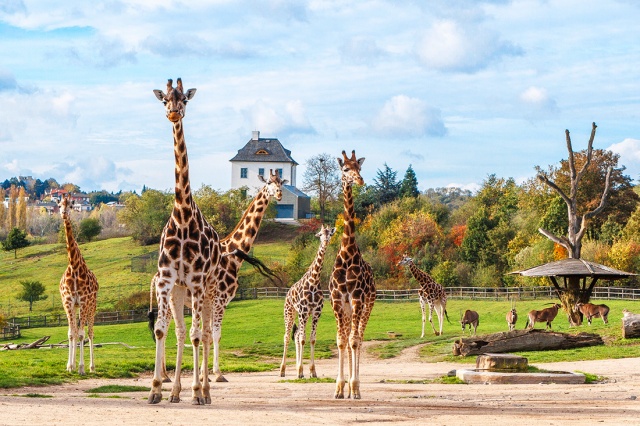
top-left (510, 258), bottom-right (636, 280)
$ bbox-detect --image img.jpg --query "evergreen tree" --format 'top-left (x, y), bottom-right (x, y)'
top-left (399, 165), bottom-right (419, 198)
top-left (17, 280), bottom-right (47, 312)
top-left (2, 227), bottom-right (30, 258)
top-left (373, 163), bottom-right (400, 206)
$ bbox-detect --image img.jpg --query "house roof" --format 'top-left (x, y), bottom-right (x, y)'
top-left (510, 258), bottom-right (636, 280)
top-left (229, 136), bottom-right (298, 165)
top-left (283, 185), bottom-right (310, 198)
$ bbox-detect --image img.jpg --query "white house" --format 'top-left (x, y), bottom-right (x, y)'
top-left (229, 131), bottom-right (311, 219)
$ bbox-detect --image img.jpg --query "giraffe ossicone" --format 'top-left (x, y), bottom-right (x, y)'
top-left (281, 224), bottom-right (336, 379)
top-left (58, 193), bottom-right (98, 375)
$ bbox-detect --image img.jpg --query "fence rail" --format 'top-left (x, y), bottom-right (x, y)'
top-left (6, 286), bottom-right (640, 331)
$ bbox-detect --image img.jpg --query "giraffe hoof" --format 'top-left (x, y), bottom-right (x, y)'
top-left (148, 393), bottom-right (162, 404)
top-left (215, 375), bottom-right (228, 383)
top-left (204, 396), bottom-right (212, 405)
top-left (334, 393), bottom-right (344, 399)
top-left (192, 397), bottom-right (206, 405)
top-left (162, 377), bottom-right (172, 383)
top-left (169, 395), bottom-right (181, 403)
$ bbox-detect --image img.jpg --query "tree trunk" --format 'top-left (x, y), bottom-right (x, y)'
top-left (622, 310), bottom-right (640, 339)
top-left (453, 329), bottom-right (603, 357)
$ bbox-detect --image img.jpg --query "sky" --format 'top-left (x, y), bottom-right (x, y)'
top-left (1, 0), bottom-right (639, 195)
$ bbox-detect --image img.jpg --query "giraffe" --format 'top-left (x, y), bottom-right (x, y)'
top-left (58, 194), bottom-right (98, 375)
top-left (165, 169), bottom-right (286, 400)
top-left (280, 225), bottom-right (336, 379)
top-left (148, 78), bottom-right (220, 405)
top-left (329, 150), bottom-right (376, 400)
top-left (398, 254), bottom-right (449, 337)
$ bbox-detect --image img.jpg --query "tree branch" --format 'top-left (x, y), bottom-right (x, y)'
top-left (584, 166), bottom-right (612, 219)
top-left (538, 227), bottom-right (572, 253)
top-left (537, 174), bottom-right (571, 206)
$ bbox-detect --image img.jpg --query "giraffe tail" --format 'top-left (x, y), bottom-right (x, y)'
top-left (445, 309), bottom-right (451, 324)
top-left (229, 249), bottom-right (283, 286)
top-left (292, 323), bottom-right (298, 339)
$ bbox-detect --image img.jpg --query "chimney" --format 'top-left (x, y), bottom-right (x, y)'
top-left (252, 130), bottom-right (260, 141)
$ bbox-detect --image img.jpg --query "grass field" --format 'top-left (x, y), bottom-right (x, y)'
top-left (2, 298), bottom-right (640, 389)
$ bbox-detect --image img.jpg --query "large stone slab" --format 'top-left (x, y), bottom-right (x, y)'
top-left (476, 353), bottom-right (528, 372)
top-left (456, 369), bottom-right (586, 384)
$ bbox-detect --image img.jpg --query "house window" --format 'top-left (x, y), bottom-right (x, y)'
top-left (240, 168), bottom-right (248, 179)
top-left (258, 168), bottom-right (265, 177)
top-left (276, 168), bottom-right (283, 178)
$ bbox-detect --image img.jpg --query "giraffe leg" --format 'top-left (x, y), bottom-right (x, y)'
top-left (333, 302), bottom-right (351, 399)
top-left (77, 323), bottom-right (86, 375)
top-left (350, 299), bottom-right (374, 400)
top-left (200, 297), bottom-right (213, 404)
top-left (169, 289), bottom-right (187, 403)
top-left (188, 290), bottom-right (205, 405)
top-left (64, 305), bottom-right (77, 373)
top-left (296, 316), bottom-right (309, 379)
top-left (211, 294), bottom-right (231, 382)
top-left (280, 303), bottom-right (295, 377)
top-left (428, 305), bottom-right (438, 335)
top-left (419, 297), bottom-right (426, 338)
top-left (87, 302), bottom-right (96, 373)
top-left (309, 308), bottom-right (321, 378)
top-left (148, 286), bottom-right (171, 404)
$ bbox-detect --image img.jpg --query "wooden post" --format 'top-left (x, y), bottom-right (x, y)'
top-left (622, 310), bottom-right (640, 339)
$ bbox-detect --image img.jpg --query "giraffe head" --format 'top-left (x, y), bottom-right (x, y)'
top-left (258, 169), bottom-right (288, 201)
top-left (337, 150), bottom-right (365, 186)
top-left (397, 253), bottom-right (412, 266)
top-left (153, 78), bottom-right (197, 122)
top-left (316, 224), bottom-right (336, 244)
top-left (58, 194), bottom-right (74, 219)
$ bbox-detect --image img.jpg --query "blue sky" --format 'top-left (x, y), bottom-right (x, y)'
top-left (1, 0), bottom-right (639, 194)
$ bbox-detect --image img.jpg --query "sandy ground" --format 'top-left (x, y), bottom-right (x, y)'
top-left (2, 343), bottom-right (639, 426)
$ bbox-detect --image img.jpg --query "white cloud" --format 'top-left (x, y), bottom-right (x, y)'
top-left (241, 99), bottom-right (315, 137)
top-left (372, 95), bottom-right (446, 138)
top-left (340, 36), bottom-right (386, 66)
top-left (519, 86), bottom-right (558, 116)
top-left (608, 138), bottom-right (640, 182)
top-left (415, 19), bottom-right (522, 73)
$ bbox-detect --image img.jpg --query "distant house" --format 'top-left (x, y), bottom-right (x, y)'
top-left (229, 131), bottom-right (311, 220)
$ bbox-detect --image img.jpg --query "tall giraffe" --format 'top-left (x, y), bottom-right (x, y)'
top-left (148, 78), bottom-right (220, 405)
top-left (330, 150), bottom-right (376, 399)
top-left (280, 225), bottom-right (336, 379)
top-left (58, 194), bottom-right (98, 375)
top-left (166, 169), bottom-right (286, 399)
top-left (398, 254), bottom-right (449, 336)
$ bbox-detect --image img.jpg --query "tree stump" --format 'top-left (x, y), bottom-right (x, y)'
top-left (452, 329), bottom-right (603, 357)
top-left (476, 353), bottom-right (528, 372)
top-left (622, 310), bottom-right (640, 338)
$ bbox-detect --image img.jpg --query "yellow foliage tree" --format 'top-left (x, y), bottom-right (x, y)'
top-left (17, 186), bottom-right (27, 231)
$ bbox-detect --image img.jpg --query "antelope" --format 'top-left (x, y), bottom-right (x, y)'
top-left (574, 302), bottom-right (610, 325)
top-left (460, 310), bottom-right (479, 336)
top-left (525, 303), bottom-right (561, 330)
top-left (506, 299), bottom-right (517, 331)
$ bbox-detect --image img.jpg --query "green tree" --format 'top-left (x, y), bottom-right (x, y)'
top-left (399, 165), bottom-right (419, 198)
top-left (117, 190), bottom-right (172, 245)
top-left (79, 218), bottom-right (102, 242)
top-left (2, 227), bottom-right (30, 258)
top-left (17, 280), bottom-right (48, 312)
top-left (373, 163), bottom-right (400, 206)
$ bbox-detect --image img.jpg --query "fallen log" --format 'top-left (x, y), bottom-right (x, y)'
top-left (622, 310), bottom-right (640, 339)
top-left (452, 329), bottom-right (603, 357)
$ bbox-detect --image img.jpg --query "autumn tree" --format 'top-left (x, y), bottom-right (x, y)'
top-left (17, 186), bottom-right (27, 231)
top-left (0, 188), bottom-right (5, 233)
top-left (302, 153), bottom-right (341, 221)
top-left (6, 185), bottom-right (18, 230)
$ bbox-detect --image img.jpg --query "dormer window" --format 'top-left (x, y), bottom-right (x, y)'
top-left (255, 149), bottom-right (269, 155)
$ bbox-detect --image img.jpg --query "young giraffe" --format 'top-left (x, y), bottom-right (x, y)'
top-left (166, 169), bottom-right (286, 397)
top-left (398, 254), bottom-right (449, 337)
top-left (148, 78), bottom-right (220, 405)
top-left (58, 194), bottom-right (98, 375)
top-left (330, 150), bottom-right (376, 400)
top-left (280, 225), bottom-right (336, 379)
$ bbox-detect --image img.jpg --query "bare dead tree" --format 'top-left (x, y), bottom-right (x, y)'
top-left (537, 122), bottom-right (612, 259)
top-left (536, 122), bottom-right (613, 324)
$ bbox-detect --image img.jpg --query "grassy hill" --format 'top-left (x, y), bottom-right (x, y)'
top-left (1, 222), bottom-right (300, 318)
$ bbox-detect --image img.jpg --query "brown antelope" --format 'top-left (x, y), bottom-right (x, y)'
top-left (506, 299), bottom-right (517, 331)
top-left (525, 303), bottom-right (561, 330)
top-left (574, 302), bottom-right (610, 325)
top-left (460, 310), bottom-right (479, 336)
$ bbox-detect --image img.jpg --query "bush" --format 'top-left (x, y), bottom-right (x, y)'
top-left (114, 291), bottom-right (151, 312)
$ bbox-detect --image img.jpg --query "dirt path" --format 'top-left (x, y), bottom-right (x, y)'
top-left (2, 344), bottom-right (640, 425)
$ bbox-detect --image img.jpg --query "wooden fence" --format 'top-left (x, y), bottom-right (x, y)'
top-left (1, 324), bottom-right (21, 340)
top-left (6, 286), bottom-right (640, 331)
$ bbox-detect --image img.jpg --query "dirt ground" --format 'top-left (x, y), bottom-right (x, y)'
top-left (2, 343), bottom-right (639, 426)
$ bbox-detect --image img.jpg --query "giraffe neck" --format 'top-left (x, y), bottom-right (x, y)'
top-left (407, 261), bottom-right (434, 288)
top-left (340, 180), bottom-right (356, 247)
top-left (307, 241), bottom-right (329, 285)
top-left (172, 119), bottom-right (193, 212)
top-left (63, 216), bottom-right (82, 270)
top-left (223, 187), bottom-right (270, 253)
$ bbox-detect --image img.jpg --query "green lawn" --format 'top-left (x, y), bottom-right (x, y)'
top-left (2, 298), bottom-right (640, 389)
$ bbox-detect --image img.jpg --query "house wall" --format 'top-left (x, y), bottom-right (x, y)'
top-left (230, 161), bottom-right (297, 195)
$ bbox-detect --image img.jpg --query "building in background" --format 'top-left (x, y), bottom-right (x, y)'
top-left (230, 131), bottom-right (311, 220)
